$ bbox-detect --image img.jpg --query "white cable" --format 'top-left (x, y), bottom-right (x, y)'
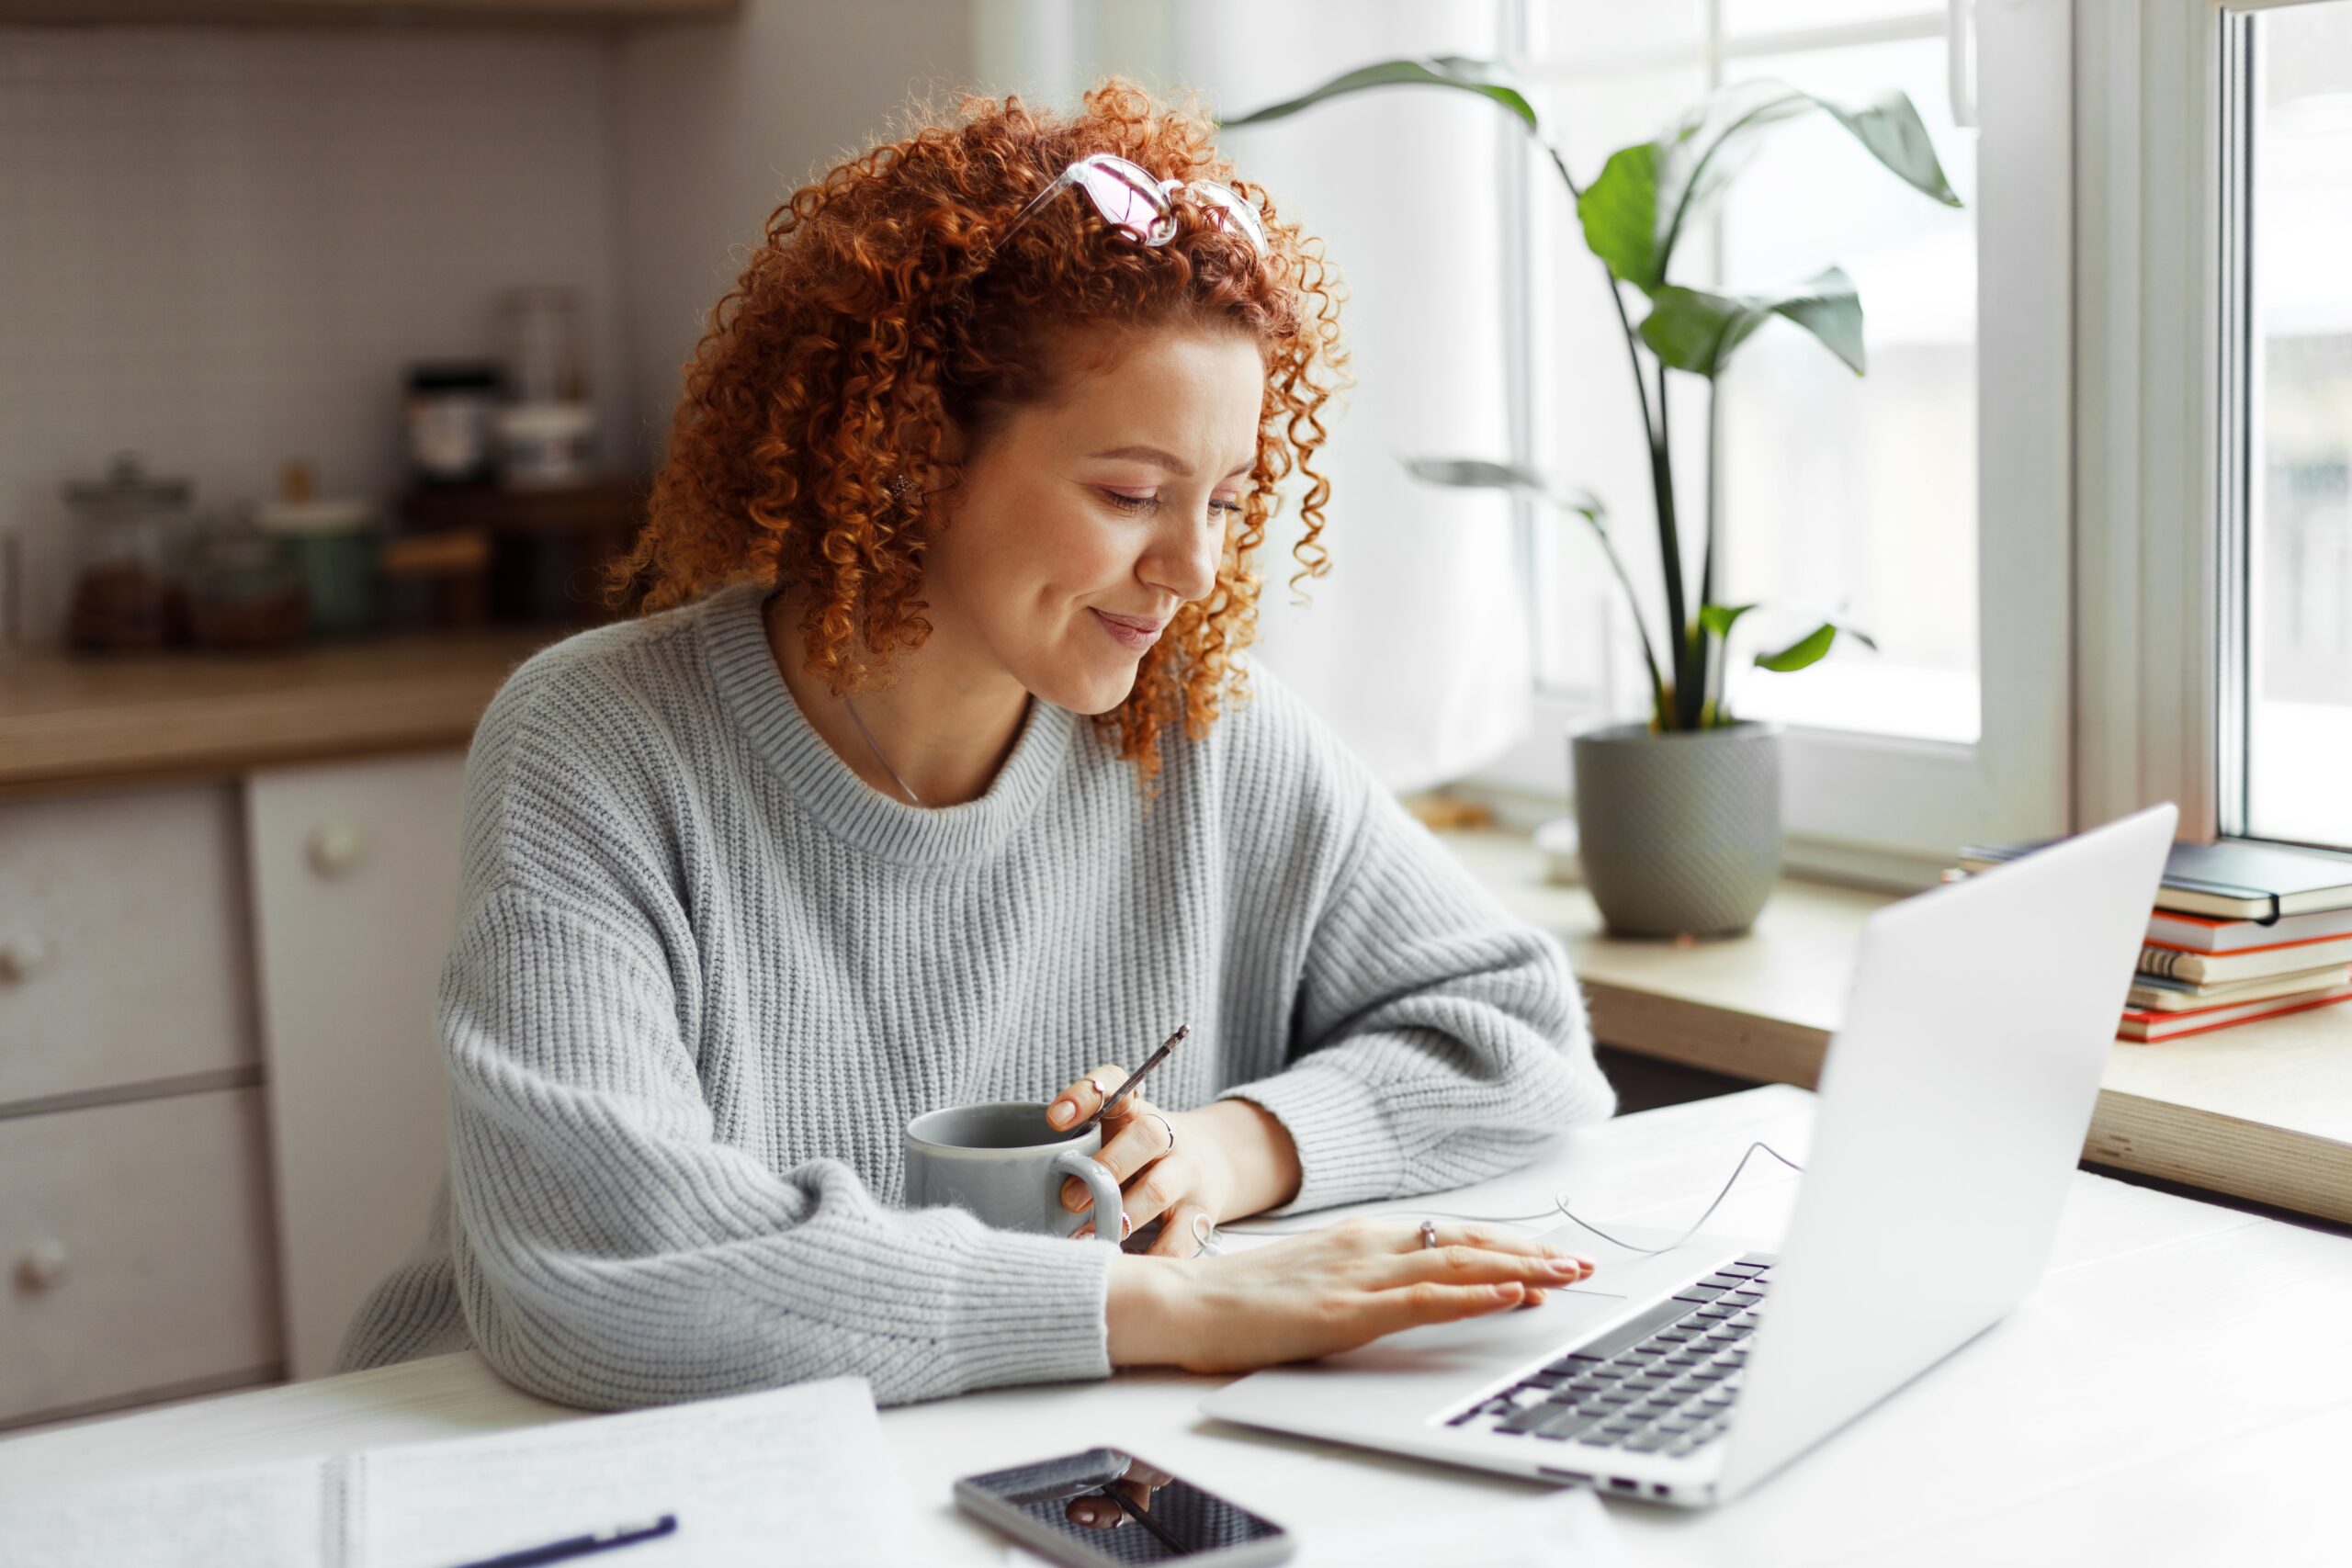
top-left (1211, 1141), bottom-right (1804, 1258)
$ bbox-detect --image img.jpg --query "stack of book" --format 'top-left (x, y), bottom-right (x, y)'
top-left (1957, 838), bottom-right (2352, 1043)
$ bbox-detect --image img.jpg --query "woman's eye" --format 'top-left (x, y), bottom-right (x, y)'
top-left (1102, 489), bottom-right (1245, 524)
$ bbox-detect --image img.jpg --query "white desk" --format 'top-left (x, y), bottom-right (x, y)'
top-left (5, 1087), bottom-right (2348, 1566)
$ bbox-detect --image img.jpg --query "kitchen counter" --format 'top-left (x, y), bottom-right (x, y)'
top-left (0, 631), bottom-right (557, 796)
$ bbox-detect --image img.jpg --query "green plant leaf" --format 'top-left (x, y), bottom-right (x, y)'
top-left (1697, 602), bottom-right (1758, 638)
top-left (1401, 457), bottom-right (1609, 534)
top-left (1754, 619), bottom-right (1878, 672)
top-left (1579, 80), bottom-right (1960, 293)
top-left (1216, 56), bottom-right (1539, 135)
top-left (1639, 268), bottom-right (1863, 378)
top-left (1574, 143), bottom-right (1661, 290)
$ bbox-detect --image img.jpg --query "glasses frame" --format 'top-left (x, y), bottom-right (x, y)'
top-left (1000, 152), bottom-right (1269, 255)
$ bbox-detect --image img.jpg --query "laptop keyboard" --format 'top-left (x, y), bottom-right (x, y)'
top-left (1445, 1256), bottom-right (1778, 1459)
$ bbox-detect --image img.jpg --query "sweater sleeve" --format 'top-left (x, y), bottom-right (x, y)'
top-left (441, 881), bottom-right (1114, 1410)
top-left (1218, 775), bottom-right (1617, 1217)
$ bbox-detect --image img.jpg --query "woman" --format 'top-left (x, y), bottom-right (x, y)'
top-left (339, 78), bottom-right (1615, 1410)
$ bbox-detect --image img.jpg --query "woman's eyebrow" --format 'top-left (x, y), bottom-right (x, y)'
top-left (1088, 444), bottom-right (1254, 479)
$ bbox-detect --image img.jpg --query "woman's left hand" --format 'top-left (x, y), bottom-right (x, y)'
top-left (1046, 1069), bottom-right (1294, 1257)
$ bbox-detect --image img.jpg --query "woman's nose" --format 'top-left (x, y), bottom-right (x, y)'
top-left (1147, 519), bottom-right (1222, 604)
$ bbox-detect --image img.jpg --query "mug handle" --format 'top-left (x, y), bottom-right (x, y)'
top-left (1050, 1149), bottom-right (1125, 1247)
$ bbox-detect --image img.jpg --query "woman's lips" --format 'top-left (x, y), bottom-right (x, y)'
top-left (1090, 608), bottom-right (1163, 653)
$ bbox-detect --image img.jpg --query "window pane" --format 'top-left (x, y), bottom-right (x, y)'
top-left (2246, 0), bottom-right (2352, 851)
top-left (1713, 37), bottom-right (1980, 743)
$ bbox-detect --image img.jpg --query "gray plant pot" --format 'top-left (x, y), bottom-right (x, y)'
top-left (1571, 721), bottom-right (1784, 938)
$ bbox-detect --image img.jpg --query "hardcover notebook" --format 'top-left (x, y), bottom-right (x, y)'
top-left (0, 1375), bottom-right (911, 1567)
top-left (1962, 839), bottom-right (2352, 923)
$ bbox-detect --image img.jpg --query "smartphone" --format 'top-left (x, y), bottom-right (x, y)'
top-left (953, 1446), bottom-right (1294, 1567)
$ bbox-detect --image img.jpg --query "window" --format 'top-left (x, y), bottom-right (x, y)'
top-left (1476, 0), bottom-right (2069, 880)
top-left (2232, 0), bottom-right (2352, 852)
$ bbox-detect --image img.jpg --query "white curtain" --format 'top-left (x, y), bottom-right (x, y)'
top-left (973, 0), bottom-right (1532, 791)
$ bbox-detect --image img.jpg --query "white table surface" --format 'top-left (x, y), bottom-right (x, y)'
top-left (5, 1085), bottom-right (2348, 1567)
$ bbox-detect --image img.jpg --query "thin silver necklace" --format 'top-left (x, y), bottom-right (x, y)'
top-left (842, 694), bottom-right (923, 807)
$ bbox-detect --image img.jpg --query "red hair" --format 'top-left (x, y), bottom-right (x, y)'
top-left (611, 77), bottom-right (1350, 786)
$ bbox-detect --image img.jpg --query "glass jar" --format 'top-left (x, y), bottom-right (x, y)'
top-left (186, 518), bottom-right (309, 651)
top-left (64, 453), bottom-right (193, 651)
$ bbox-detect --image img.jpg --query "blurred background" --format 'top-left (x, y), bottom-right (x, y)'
top-left (1, 0), bottom-right (2346, 1435)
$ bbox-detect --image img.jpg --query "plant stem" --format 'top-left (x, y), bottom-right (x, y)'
top-left (1701, 375), bottom-right (1722, 723)
top-left (1651, 359), bottom-right (1693, 730)
top-left (1566, 507), bottom-right (1669, 722)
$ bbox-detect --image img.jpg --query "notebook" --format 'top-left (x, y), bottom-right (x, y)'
top-left (0, 1375), bottom-right (913, 1567)
top-left (1961, 838), bottom-right (2352, 922)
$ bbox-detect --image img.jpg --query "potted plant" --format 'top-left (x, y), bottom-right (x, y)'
top-left (1224, 62), bottom-right (1960, 936)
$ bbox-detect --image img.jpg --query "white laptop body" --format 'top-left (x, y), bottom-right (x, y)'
top-left (1201, 805), bottom-right (2177, 1507)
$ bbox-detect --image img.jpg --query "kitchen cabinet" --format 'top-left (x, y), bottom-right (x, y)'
top-left (0, 784), bottom-right (257, 1110)
top-left (246, 751), bottom-right (469, 1382)
top-left (0, 748), bottom-right (469, 1428)
top-left (0, 1089), bottom-right (281, 1426)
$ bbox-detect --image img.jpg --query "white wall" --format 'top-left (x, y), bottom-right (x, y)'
top-left (0, 24), bottom-right (631, 643)
top-left (612, 0), bottom-right (976, 472)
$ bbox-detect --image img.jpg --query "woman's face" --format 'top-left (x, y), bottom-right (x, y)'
top-left (922, 325), bottom-right (1267, 716)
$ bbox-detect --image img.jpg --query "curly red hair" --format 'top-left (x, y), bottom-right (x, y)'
top-left (611, 76), bottom-right (1349, 786)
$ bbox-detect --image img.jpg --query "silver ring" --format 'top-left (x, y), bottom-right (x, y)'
top-left (1147, 1111), bottom-right (1176, 1156)
top-left (1084, 1076), bottom-right (1108, 1100)
top-left (1419, 1220), bottom-right (1439, 1251)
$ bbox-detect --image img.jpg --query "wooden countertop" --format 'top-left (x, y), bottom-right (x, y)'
top-left (1442, 828), bottom-right (2352, 1226)
top-left (0, 632), bottom-right (556, 795)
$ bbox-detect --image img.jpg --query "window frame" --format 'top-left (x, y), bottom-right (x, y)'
top-left (1467, 0), bottom-right (2075, 890)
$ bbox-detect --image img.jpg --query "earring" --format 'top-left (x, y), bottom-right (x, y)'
top-left (886, 472), bottom-right (918, 505)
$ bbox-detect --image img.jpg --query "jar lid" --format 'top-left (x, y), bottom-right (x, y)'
top-left (63, 453), bottom-right (193, 519)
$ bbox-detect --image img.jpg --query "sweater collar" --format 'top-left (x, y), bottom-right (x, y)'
top-left (700, 581), bottom-right (1075, 863)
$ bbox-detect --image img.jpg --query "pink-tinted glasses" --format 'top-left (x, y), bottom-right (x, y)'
top-left (1002, 152), bottom-right (1269, 254)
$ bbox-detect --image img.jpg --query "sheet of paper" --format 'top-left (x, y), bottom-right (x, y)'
top-left (1002, 1486), bottom-right (1630, 1568)
top-left (357, 1374), bottom-right (914, 1568)
top-left (0, 1457), bottom-right (325, 1567)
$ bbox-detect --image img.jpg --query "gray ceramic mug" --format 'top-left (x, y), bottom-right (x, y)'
top-left (903, 1102), bottom-right (1125, 1247)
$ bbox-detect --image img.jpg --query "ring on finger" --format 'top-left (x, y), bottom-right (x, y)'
top-left (1146, 1111), bottom-right (1176, 1156)
top-left (1419, 1220), bottom-right (1439, 1251)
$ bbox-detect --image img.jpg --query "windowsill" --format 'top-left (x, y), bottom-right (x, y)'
top-left (1438, 826), bottom-right (2352, 1227)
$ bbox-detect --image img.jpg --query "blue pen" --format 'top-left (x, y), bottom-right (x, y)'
top-left (447, 1513), bottom-right (678, 1568)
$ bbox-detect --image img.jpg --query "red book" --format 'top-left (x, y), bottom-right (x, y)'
top-left (2145, 905), bottom-right (2352, 953)
top-left (2117, 982), bottom-right (2352, 1043)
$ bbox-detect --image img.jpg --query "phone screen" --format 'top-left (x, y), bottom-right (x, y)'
top-left (961, 1447), bottom-right (1286, 1562)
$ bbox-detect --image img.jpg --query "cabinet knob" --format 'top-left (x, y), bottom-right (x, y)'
top-left (307, 820), bottom-right (369, 879)
top-left (0, 932), bottom-right (53, 983)
top-left (17, 1240), bottom-right (68, 1292)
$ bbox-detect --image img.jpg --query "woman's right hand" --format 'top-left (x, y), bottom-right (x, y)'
top-left (1103, 1217), bottom-right (1596, 1374)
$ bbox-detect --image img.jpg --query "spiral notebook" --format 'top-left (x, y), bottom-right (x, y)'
top-left (0, 1375), bottom-right (911, 1567)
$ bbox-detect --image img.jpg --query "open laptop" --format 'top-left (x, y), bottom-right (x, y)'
top-left (1202, 804), bottom-right (2177, 1507)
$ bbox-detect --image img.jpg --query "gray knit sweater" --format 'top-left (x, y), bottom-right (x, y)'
top-left (335, 581), bottom-right (1614, 1408)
